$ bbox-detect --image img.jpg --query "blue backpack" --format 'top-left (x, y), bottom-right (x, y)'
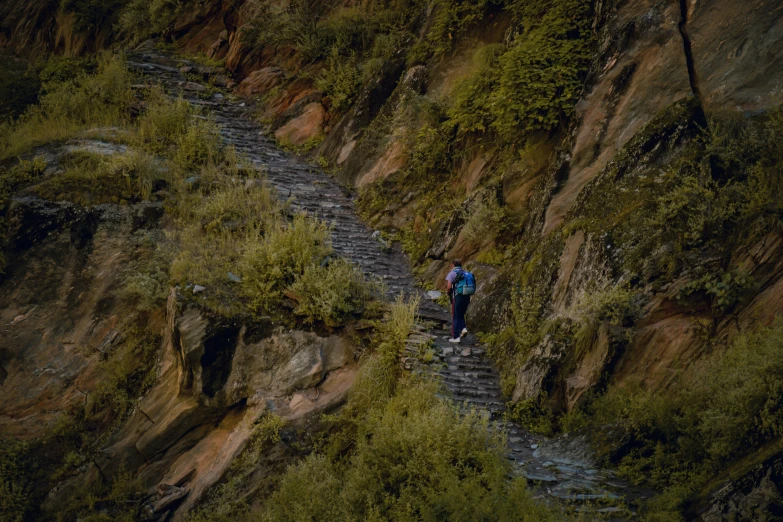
top-left (455, 269), bottom-right (476, 296)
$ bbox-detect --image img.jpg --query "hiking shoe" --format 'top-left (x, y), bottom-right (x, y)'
top-left (460, 328), bottom-right (468, 338)
top-left (448, 337), bottom-right (461, 343)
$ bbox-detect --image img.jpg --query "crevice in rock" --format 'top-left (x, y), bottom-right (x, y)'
top-left (677, 0), bottom-right (703, 104)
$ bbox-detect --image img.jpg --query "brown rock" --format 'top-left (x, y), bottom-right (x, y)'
top-left (551, 231), bottom-right (586, 314)
top-left (356, 140), bottom-right (407, 187)
top-left (274, 102), bottom-right (326, 147)
top-left (564, 324), bottom-right (611, 411)
top-left (689, 0), bottom-right (783, 113)
top-left (237, 67), bottom-right (284, 97)
top-left (543, 0), bottom-right (691, 235)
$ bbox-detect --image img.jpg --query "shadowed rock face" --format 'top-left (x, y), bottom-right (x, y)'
top-left (0, 194), bottom-right (164, 440)
top-left (86, 291), bottom-right (358, 519)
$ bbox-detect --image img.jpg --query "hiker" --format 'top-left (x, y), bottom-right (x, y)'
top-left (446, 260), bottom-right (476, 344)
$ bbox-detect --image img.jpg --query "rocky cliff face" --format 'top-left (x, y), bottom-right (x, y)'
top-left (4, 0), bottom-right (783, 518)
top-left (0, 139), bottom-right (361, 520)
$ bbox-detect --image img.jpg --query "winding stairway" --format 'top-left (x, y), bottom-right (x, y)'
top-left (128, 47), bottom-right (641, 516)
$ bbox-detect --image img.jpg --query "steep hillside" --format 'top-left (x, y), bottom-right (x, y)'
top-left (3, 0), bottom-right (783, 519)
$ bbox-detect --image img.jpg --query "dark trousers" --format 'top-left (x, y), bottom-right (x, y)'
top-left (451, 294), bottom-right (471, 338)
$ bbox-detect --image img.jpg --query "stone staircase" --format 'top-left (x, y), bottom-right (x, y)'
top-left (127, 47), bottom-right (641, 516)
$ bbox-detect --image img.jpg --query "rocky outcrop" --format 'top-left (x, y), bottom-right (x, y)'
top-left (543, 0), bottom-right (692, 235)
top-left (0, 192), bottom-right (164, 439)
top-left (72, 291), bottom-right (358, 519)
top-left (690, 442), bottom-right (783, 521)
top-left (0, 138), bottom-right (361, 519)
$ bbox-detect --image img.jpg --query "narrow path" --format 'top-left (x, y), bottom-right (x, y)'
top-left (128, 49), bottom-right (638, 515)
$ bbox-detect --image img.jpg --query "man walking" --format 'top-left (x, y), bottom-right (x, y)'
top-left (446, 260), bottom-right (474, 344)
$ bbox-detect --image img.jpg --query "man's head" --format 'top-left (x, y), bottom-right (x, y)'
top-left (452, 260), bottom-right (462, 269)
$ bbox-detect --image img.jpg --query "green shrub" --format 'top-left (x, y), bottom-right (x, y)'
top-left (568, 319), bottom-right (783, 511)
top-left (445, 0), bottom-right (593, 142)
top-left (316, 47), bottom-right (361, 114)
top-left (118, 0), bottom-right (194, 41)
top-left (118, 230), bottom-right (171, 311)
top-left (259, 380), bottom-right (557, 522)
top-left (288, 259), bottom-right (374, 325)
top-left (462, 194), bottom-right (507, 245)
top-left (0, 53), bottom-right (133, 160)
top-left (676, 269), bottom-right (755, 318)
top-left (569, 283), bottom-right (636, 357)
top-left (446, 44), bottom-right (505, 135)
top-left (172, 118), bottom-right (225, 171)
top-left (135, 92), bottom-right (193, 154)
top-left (170, 179), bottom-right (274, 316)
top-left (239, 213), bottom-right (332, 314)
top-left (408, 0), bottom-right (492, 64)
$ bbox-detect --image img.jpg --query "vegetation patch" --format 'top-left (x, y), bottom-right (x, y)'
top-left (564, 319), bottom-right (783, 518)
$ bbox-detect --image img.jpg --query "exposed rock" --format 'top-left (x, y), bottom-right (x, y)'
top-left (356, 139), bottom-right (407, 187)
top-left (694, 445), bottom-right (783, 521)
top-left (543, 0), bottom-right (691, 235)
top-left (0, 196), bottom-right (163, 439)
top-left (564, 323), bottom-right (611, 411)
top-left (274, 102), bottom-right (326, 146)
top-left (689, 0), bottom-right (783, 113)
top-left (182, 81), bottom-right (206, 92)
top-left (512, 338), bottom-right (565, 404)
top-left (76, 292), bottom-right (359, 517)
top-left (401, 65), bottom-right (427, 94)
top-left (551, 231), bottom-right (585, 314)
top-left (237, 67), bottom-right (284, 97)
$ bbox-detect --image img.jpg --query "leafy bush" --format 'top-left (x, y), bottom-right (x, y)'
top-left (118, 230), bottom-right (171, 311)
top-left (172, 118), bottom-right (225, 171)
top-left (0, 53), bottom-right (133, 160)
top-left (259, 380), bottom-right (556, 522)
top-left (239, 213), bottom-right (332, 314)
top-left (569, 283), bottom-right (636, 357)
top-left (567, 319), bottom-right (783, 511)
top-left (446, 0), bottom-right (593, 142)
top-left (135, 92), bottom-right (193, 154)
top-left (288, 259), bottom-right (374, 325)
top-left (118, 0), bottom-right (194, 41)
top-left (316, 47), bottom-right (361, 114)
top-left (462, 193), bottom-right (507, 245)
top-left (408, 0), bottom-right (492, 64)
top-left (676, 269), bottom-right (755, 318)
